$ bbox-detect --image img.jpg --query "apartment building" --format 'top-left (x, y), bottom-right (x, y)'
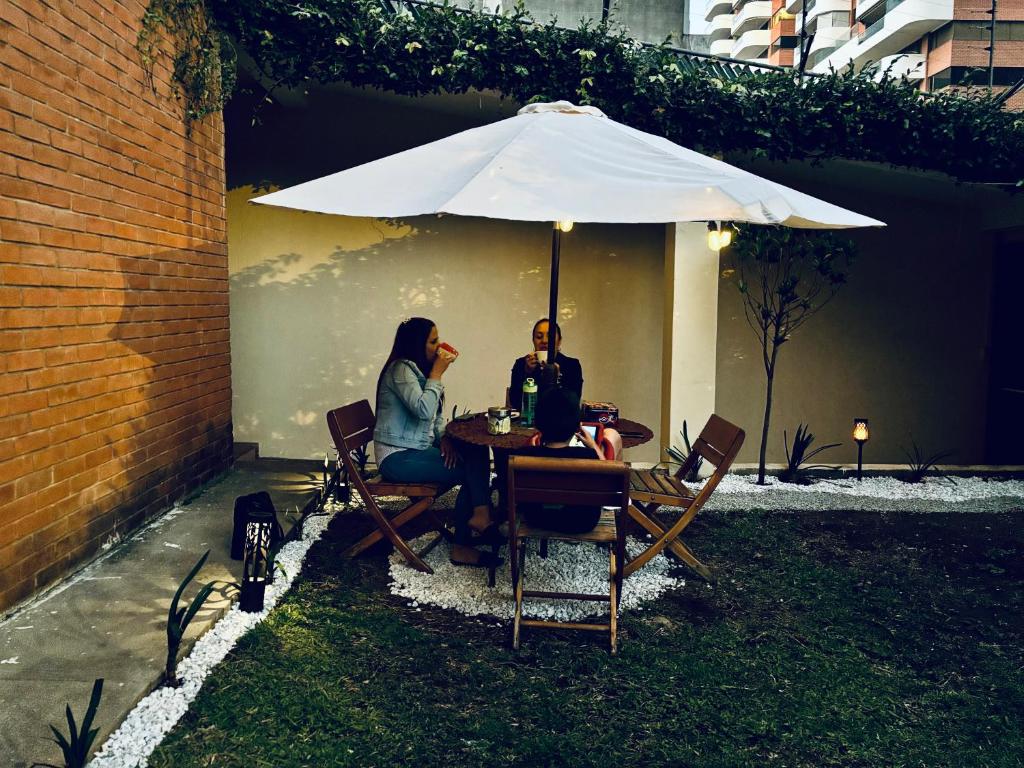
top-left (706, 0), bottom-right (1024, 106)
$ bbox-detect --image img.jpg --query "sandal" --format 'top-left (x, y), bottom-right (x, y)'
top-left (450, 551), bottom-right (504, 569)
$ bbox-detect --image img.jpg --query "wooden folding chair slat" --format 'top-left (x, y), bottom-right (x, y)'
top-left (327, 401), bottom-right (443, 573)
top-left (508, 456), bottom-right (629, 654)
top-left (624, 414), bottom-right (744, 581)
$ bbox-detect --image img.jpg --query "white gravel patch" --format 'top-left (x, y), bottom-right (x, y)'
top-left (388, 535), bottom-right (684, 622)
top-left (87, 505), bottom-right (339, 768)
top-left (703, 475), bottom-right (1024, 514)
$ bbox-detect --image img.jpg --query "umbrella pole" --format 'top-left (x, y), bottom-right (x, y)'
top-left (547, 225), bottom-right (561, 367)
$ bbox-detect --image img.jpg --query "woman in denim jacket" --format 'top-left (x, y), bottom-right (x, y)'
top-left (374, 318), bottom-right (500, 568)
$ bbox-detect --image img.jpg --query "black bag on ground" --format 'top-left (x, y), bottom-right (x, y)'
top-left (231, 491), bottom-right (285, 560)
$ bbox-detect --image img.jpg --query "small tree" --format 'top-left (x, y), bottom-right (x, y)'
top-left (729, 226), bottom-right (856, 484)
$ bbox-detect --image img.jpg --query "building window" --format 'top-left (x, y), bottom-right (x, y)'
top-left (929, 66), bottom-right (1024, 90)
top-left (928, 23), bottom-right (953, 48)
top-left (951, 21), bottom-right (1024, 41)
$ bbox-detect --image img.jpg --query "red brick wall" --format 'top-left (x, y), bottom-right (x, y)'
top-left (0, 0), bottom-right (232, 613)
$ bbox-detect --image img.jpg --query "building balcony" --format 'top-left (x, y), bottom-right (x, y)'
top-left (814, 0), bottom-right (952, 72)
top-left (705, 0), bottom-right (733, 21)
top-left (854, 0), bottom-right (887, 20)
top-left (732, 27), bottom-right (771, 58)
top-left (806, 0), bottom-right (852, 23)
top-left (870, 52), bottom-right (926, 80)
top-left (809, 25), bottom-right (851, 54)
top-left (732, 1), bottom-right (771, 35)
top-left (709, 13), bottom-right (735, 41)
top-left (785, 0), bottom-right (803, 14)
top-left (710, 37), bottom-right (736, 56)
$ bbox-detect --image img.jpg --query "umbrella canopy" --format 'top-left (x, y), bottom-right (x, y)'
top-left (252, 101), bottom-right (883, 229)
top-left (252, 101), bottom-right (883, 367)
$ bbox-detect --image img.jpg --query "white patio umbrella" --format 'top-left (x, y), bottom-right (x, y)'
top-left (252, 101), bottom-right (884, 363)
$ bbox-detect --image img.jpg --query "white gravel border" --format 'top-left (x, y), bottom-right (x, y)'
top-left (389, 535), bottom-right (684, 622)
top-left (705, 475), bottom-right (1024, 513)
top-left (87, 506), bottom-right (337, 768)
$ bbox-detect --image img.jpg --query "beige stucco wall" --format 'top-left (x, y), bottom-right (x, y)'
top-left (226, 87), bottom-right (665, 463)
top-left (715, 159), bottom-right (996, 466)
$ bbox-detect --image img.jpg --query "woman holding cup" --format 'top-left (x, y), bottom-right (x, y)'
top-left (508, 318), bottom-right (584, 411)
top-left (373, 317), bottom-right (501, 568)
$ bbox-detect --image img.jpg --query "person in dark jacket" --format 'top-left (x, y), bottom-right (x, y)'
top-left (514, 387), bottom-right (605, 534)
top-left (508, 318), bottom-right (583, 410)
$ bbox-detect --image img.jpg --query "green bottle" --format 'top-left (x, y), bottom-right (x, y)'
top-left (521, 377), bottom-right (538, 427)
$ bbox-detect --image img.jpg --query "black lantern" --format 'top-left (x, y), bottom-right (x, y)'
top-left (853, 418), bottom-right (870, 481)
top-left (231, 491), bottom-right (281, 561)
top-left (240, 508), bottom-right (275, 613)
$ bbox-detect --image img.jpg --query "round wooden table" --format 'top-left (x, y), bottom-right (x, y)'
top-left (445, 414), bottom-right (653, 451)
top-left (445, 414), bottom-right (653, 513)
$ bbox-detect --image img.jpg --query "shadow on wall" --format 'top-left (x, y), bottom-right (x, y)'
top-left (228, 188), bottom-right (664, 461)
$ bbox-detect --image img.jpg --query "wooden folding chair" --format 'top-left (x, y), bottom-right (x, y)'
top-left (326, 401), bottom-right (445, 573)
top-left (507, 455), bottom-right (630, 654)
top-left (625, 414), bottom-right (744, 581)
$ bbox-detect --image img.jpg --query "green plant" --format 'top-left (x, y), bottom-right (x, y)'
top-left (166, 550), bottom-right (217, 687)
top-left (729, 228), bottom-right (855, 484)
top-left (902, 441), bottom-right (955, 484)
top-left (665, 420), bottom-right (704, 482)
top-left (204, 0), bottom-right (1024, 185)
top-left (350, 445), bottom-right (370, 478)
top-left (778, 424), bottom-right (841, 484)
top-left (32, 678), bottom-right (103, 768)
top-left (138, 0), bottom-right (236, 127)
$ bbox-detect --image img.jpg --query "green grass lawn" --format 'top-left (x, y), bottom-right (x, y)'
top-left (149, 508), bottom-right (1024, 768)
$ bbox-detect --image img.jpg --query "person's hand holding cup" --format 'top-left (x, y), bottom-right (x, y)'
top-left (438, 342), bottom-right (459, 362)
top-left (431, 342), bottom-right (458, 378)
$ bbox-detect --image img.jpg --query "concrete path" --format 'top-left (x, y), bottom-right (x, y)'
top-left (0, 457), bottom-right (324, 768)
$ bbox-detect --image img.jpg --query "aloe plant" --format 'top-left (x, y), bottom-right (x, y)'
top-left (165, 550), bottom-right (216, 687)
top-left (778, 424), bottom-right (841, 485)
top-left (902, 441), bottom-right (955, 484)
top-left (32, 678), bottom-right (103, 768)
top-left (665, 420), bottom-right (704, 482)
top-left (350, 444), bottom-right (370, 479)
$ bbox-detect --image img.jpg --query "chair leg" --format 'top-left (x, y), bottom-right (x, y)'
top-left (512, 542), bottom-right (526, 650)
top-left (624, 502), bottom-right (710, 580)
top-left (539, 538), bottom-right (548, 558)
top-left (343, 497), bottom-right (435, 573)
top-left (609, 548), bottom-right (618, 656)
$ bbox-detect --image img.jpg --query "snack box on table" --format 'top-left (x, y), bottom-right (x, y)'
top-left (582, 400), bottom-right (619, 426)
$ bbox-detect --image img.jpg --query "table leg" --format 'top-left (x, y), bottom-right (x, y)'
top-left (492, 447), bottom-right (511, 521)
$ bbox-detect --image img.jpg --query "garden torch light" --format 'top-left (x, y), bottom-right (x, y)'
top-left (240, 508), bottom-right (275, 612)
top-left (853, 418), bottom-right (869, 481)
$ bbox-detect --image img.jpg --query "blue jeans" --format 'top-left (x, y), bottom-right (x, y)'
top-left (379, 441), bottom-right (490, 543)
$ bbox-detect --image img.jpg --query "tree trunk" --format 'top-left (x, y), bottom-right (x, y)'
top-left (757, 349), bottom-right (779, 485)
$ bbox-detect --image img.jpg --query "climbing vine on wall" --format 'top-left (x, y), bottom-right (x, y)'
top-left (138, 0), bottom-right (236, 127)
top-left (143, 0), bottom-right (1024, 183)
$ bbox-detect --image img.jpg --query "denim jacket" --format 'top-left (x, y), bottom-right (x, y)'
top-left (374, 359), bottom-right (444, 450)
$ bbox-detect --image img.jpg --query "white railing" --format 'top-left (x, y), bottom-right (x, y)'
top-left (731, 0), bottom-right (772, 35)
top-left (709, 13), bottom-right (735, 40)
top-left (731, 28), bottom-right (771, 58)
top-left (705, 0), bottom-right (734, 21)
top-left (710, 37), bottom-right (735, 56)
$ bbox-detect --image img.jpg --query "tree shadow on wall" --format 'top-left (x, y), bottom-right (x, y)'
top-left (228, 215), bottom-right (556, 459)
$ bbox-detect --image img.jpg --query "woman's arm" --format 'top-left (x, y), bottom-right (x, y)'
top-left (388, 361), bottom-right (444, 421)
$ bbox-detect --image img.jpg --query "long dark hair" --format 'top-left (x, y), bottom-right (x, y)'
top-left (376, 317), bottom-right (436, 400)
